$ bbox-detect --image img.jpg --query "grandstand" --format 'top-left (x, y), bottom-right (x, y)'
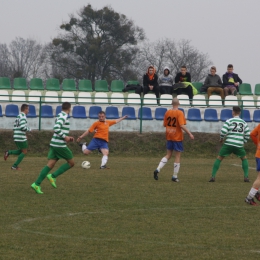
top-left (0, 77), bottom-right (259, 133)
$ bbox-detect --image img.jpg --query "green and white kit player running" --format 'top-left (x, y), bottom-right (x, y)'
top-left (4, 104), bottom-right (31, 170)
top-left (209, 106), bottom-right (250, 182)
top-left (31, 102), bottom-right (75, 194)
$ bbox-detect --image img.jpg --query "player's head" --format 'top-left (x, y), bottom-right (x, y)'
top-left (172, 98), bottom-right (180, 107)
top-left (232, 106), bottom-right (241, 116)
top-left (21, 104), bottom-right (29, 115)
top-left (62, 102), bottom-right (71, 114)
top-left (180, 65), bottom-right (187, 75)
top-left (227, 64), bottom-right (233, 73)
top-left (98, 111), bottom-right (106, 122)
top-left (210, 66), bottom-right (216, 76)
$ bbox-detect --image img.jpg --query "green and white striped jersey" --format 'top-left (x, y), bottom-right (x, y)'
top-left (13, 112), bottom-right (31, 142)
top-left (220, 116), bottom-right (250, 147)
top-left (50, 111), bottom-right (70, 148)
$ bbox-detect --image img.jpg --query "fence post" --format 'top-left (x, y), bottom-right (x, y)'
top-left (139, 96), bottom-right (143, 134)
top-left (240, 99), bottom-right (244, 119)
top-left (38, 96), bottom-right (42, 131)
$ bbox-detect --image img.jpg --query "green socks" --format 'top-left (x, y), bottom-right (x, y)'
top-left (52, 163), bottom-right (71, 178)
top-left (8, 150), bottom-right (22, 155)
top-left (212, 159), bottom-right (221, 178)
top-left (35, 166), bottom-right (51, 186)
top-left (242, 159), bottom-right (249, 178)
top-left (13, 153), bottom-right (25, 167)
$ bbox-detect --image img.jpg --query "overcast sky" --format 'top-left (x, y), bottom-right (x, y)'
top-left (0, 0), bottom-right (259, 88)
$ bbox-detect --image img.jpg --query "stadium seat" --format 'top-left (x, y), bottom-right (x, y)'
top-left (238, 83), bottom-right (253, 95)
top-left (30, 78), bottom-right (44, 90)
top-left (110, 93), bottom-right (125, 104)
top-left (44, 91), bottom-right (59, 103)
top-left (27, 105), bottom-right (37, 118)
top-left (138, 107), bottom-right (153, 120)
top-left (13, 78), bottom-right (27, 90)
top-left (254, 84), bottom-right (260, 96)
top-left (192, 94), bottom-right (207, 107)
top-left (127, 93), bottom-right (141, 105)
top-left (122, 106), bottom-right (136, 120)
top-left (0, 90), bottom-right (9, 101)
top-left (220, 109), bottom-right (232, 121)
top-left (178, 108), bottom-right (185, 115)
top-left (224, 95), bottom-right (238, 107)
top-left (111, 80), bottom-right (124, 92)
top-left (89, 106), bottom-right (102, 119)
top-left (160, 94), bottom-right (172, 105)
top-left (241, 96), bottom-right (255, 108)
top-left (40, 105), bottom-right (53, 118)
top-left (143, 93), bottom-right (157, 105)
top-left (241, 109), bottom-right (252, 122)
top-left (62, 79), bottom-right (76, 91)
top-left (187, 108), bottom-right (202, 121)
top-left (192, 82), bottom-right (203, 93)
top-left (61, 91), bottom-right (76, 103)
top-left (77, 92), bottom-right (92, 104)
top-left (28, 90), bottom-right (42, 103)
top-left (94, 92), bottom-right (109, 104)
top-left (72, 106), bottom-right (87, 118)
top-left (253, 110), bottom-right (260, 122)
top-left (208, 95), bottom-right (222, 107)
top-left (94, 80), bottom-right (109, 92)
top-left (177, 94), bottom-right (190, 106)
top-left (78, 80), bottom-right (93, 92)
top-left (46, 78), bottom-right (60, 91)
top-left (105, 106), bottom-right (119, 119)
top-left (127, 80), bottom-right (139, 85)
top-left (12, 90), bottom-right (26, 102)
top-left (5, 104), bottom-right (19, 117)
top-left (0, 77), bottom-right (11, 89)
top-left (0, 105), bottom-right (2, 117)
top-left (204, 108), bottom-right (219, 122)
top-left (155, 107), bottom-right (167, 120)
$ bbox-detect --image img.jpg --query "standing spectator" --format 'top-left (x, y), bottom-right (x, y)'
top-left (223, 64), bottom-right (242, 96)
top-left (158, 66), bottom-right (174, 95)
top-left (143, 65), bottom-right (160, 103)
top-left (202, 66), bottom-right (224, 99)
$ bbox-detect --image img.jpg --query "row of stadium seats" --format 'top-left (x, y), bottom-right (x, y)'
top-left (1, 104), bottom-right (260, 122)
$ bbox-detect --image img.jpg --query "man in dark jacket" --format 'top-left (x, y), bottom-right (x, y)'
top-left (223, 64), bottom-right (242, 96)
top-left (143, 65), bottom-right (159, 101)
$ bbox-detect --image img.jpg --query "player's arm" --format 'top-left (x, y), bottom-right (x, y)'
top-left (250, 126), bottom-right (258, 145)
top-left (220, 121), bottom-right (229, 142)
top-left (77, 123), bottom-right (96, 142)
top-left (54, 117), bottom-right (74, 142)
top-left (115, 115), bottom-right (128, 124)
top-left (243, 124), bottom-right (250, 143)
top-left (20, 119), bottom-right (31, 132)
top-left (180, 125), bottom-right (194, 140)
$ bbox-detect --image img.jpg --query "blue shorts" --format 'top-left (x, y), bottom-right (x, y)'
top-left (166, 141), bottom-right (183, 152)
top-left (87, 138), bottom-right (109, 151)
top-left (256, 158), bottom-right (260, 171)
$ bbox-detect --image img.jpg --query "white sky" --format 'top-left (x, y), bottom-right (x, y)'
top-left (1, 0), bottom-right (260, 88)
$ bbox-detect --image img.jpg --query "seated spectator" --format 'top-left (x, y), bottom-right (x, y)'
top-left (158, 67), bottom-right (174, 94)
top-left (174, 65), bottom-right (194, 99)
top-left (143, 65), bottom-right (160, 102)
top-left (202, 66), bottom-right (224, 99)
top-left (223, 64), bottom-right (242, 96)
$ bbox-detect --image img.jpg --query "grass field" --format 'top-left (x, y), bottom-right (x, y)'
top-left (0, 154), bottom-right (259, 260)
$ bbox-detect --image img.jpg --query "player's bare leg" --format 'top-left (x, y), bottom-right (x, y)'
top-left (245, 171), bottom-right (260, 206)
top-left (240, 156), bottom-right (249, 182)
top-left (100, 149), bottom-right (109, 169)
top-left (209, 155), bottom-right (224, 182)
top-left (172, 151), bottom-right (181, 182)
top-left (154, 150), bottom-right (173, 180)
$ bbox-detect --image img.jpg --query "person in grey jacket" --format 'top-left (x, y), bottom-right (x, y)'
top-left (202, 66), bottom-right (224, 99)
top-left (158, 67), bottom-right (174, 94)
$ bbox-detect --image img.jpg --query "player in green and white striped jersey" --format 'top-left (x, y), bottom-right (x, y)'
top-left (4, 104), bottom-right (31, 170)
top-left (31, 102), bottom-right (75, 194)
top-left (209, 106), bottom-right (250, 182)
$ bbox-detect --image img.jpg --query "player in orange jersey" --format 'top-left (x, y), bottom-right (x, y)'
top-left (77, 111), bottom-right (127, 169)
top-left (245, 124), bottom-right (260, 205)
top-left (153, 98), bottom-right (194, 181)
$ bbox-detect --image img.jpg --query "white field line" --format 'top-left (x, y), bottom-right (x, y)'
top-left (232, 164), bottom-right (255, 170)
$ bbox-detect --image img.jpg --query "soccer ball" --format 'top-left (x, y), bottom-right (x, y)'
top-left (81, 161), bottom-right (91, 169)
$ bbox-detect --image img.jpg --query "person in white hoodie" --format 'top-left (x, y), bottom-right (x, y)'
top-left (158, 67), bottom-right (174, 95)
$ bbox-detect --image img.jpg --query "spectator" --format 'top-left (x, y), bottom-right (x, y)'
top-left (158, 66), bottom-right (174, 95)
top-left (223, 64), bottom-right (242, 96)
top-left (143, 65), bottom-right (160, 102)
top-left (174, 66), bottom-right (194, 99)
top-left (202, 66), bottom-right (224, 99)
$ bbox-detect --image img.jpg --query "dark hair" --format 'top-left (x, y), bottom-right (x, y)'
top-left (227, 64), bottom-right (233, 68)
top-left (62, 102), bottom-right (71, 110)
top-left (21, 104), bottom-right (29, 112)
top-left (233, 106), bottom-right (241, 114)
top-left (181, 65), bottom-right (187, 69)
top-left (98, 111), bottom-right (106, 115)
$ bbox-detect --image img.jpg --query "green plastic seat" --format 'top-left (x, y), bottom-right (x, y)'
top-left (111, 80), bottom-right (124, 92)
top-left (127, 80), bottom-right (139, 86)
top-left (13, 78), bottom-right (27, 90)
top-left (94, 80), bottom-right (109, 92)
top-left (30, 78), bottom-right (44, 90)
top-left (62, 79), bottom-right (76, 91)
top-left (0, 77), bottom-right (11, 89)
top-left (239, 83), bottom-right (253, 95)
top-left (192, 82), bottom-right (203, 93)
top-left (46, 78), bottom-right (60, 91)
top-left (255, 84), bottom-right (260, 95)
top-left (78, 80), bottom-right (93, 92)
